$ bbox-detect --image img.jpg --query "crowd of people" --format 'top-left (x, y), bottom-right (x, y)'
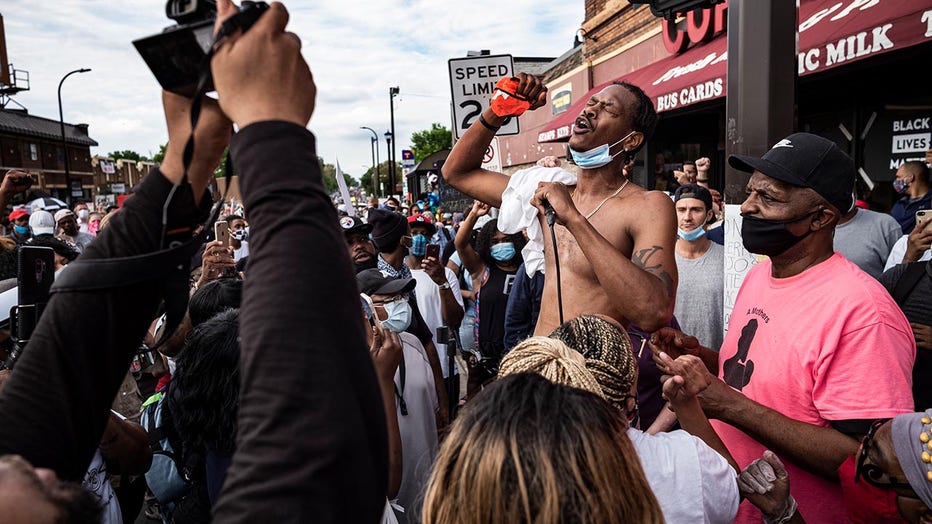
top-left (0, 2), bottom-right (931, 523)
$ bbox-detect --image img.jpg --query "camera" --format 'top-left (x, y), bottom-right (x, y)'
top-left (133, 0), bottom-right (268, 97)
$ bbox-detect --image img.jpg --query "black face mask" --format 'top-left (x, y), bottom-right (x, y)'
top-left (740, 209), bottom-right (821, 257)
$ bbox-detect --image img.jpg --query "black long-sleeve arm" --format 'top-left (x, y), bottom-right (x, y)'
top-left (212, 122), bottom-right (388, 523)
top-left (0, 171), bottom-right (209, 481)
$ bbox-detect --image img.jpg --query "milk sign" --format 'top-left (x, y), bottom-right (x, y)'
top-left (448, 54), bottom-right (519, 139)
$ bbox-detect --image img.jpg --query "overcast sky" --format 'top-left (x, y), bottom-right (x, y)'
top-left (2, 1), bottom-right (582, 180)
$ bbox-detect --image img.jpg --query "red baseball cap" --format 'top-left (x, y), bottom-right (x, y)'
top-left (9, 208), bottom-right (29, 221)
top-left (407, 213), bottom-right (436, 236)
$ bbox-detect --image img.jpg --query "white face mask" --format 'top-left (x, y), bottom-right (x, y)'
top-left (381, 300), bottom-right (412, 333)
top-left (77, 209), bottom-right (89, 220)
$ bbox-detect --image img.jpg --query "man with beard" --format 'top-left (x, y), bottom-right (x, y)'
top-left (340, 215), bottom-right (377, 272)
top-left (651, 132), bottom-right (914, 523)
top-left (55, 210), bottom-right (95, 253)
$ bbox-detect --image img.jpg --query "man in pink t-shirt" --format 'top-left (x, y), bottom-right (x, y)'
top-left (651, 133), bottom-right (915, 523)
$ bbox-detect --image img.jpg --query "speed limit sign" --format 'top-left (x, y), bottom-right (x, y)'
top-left (448, 54), bottom-right (519, 139)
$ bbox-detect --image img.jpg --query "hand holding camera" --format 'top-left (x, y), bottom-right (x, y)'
top-left (212, 0), bottom-right (316, 129)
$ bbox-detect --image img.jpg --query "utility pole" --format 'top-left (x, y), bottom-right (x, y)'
top-left (389, 86), bottom-right (399, 196)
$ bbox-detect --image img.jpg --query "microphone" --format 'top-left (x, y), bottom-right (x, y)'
top-left (544, 201), bottom-right (557, 226)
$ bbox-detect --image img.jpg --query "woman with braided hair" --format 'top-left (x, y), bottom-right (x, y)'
top-left (498, 336), bottom-right (604, 398)
top-left (546, 314), bottom-right (741, 524)
top-left (422, 373), bottom-right (664, 524)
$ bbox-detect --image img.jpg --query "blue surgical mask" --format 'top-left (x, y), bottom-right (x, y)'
top-left (410, 234), bottom-right (427, 257)
top-left (569, 130), bottom-right (636, 169)
top-left (13, 225), bottom-right (28, 235)
top-left (677, 227), bottom-right (706, 241)
top-left (893, 178), bottom-right (909, 194)
top-left (490, 242), bottom-right (516, 262)
top-left (381, 300), bottom-right (412, 333)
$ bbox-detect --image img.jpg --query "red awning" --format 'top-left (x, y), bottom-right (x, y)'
top-left (538, 0), bottom-right (932, 143)
top-left (536, 34), bottom-right (727, 143)
top-left (797, 0), bottom-right (932, 75)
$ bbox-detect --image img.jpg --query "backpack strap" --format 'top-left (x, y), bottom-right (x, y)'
top-left (394, 351), bottom-right (408, 416)
top-left (892, 261), bottom-right (928, 306)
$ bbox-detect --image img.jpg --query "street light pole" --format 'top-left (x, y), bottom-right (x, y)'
top-left (389, 86), bottom-right (399, 195)
top-left (58, 67), bottom-right (91, 207)
top-left (360, 126), bottom-right (380, 197)
top-left (384, 131), bottom-right (392, 197)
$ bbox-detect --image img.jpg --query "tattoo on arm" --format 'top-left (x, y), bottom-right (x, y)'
top-left (632, 245), bottom-right (675, 297)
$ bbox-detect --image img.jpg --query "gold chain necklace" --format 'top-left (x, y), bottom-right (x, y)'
top-left (574, 179), bottom-right (630, 219)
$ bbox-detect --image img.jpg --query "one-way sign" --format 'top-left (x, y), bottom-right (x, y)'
top-left (448, 54), bottom-right (519, 139)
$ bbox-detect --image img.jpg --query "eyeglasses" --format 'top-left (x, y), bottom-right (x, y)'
top-left (855, 418), bottom-right (913, 489)
top-left (372, 294), bottom-right (408, 307)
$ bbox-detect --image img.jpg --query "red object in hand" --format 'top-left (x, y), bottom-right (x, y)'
top-left (490, 77), bottom-right (531, 117)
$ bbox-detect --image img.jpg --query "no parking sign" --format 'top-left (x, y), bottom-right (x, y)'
top-left (480, 137), bottom-right (501, 173)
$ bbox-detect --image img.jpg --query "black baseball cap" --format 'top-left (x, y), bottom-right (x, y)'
top-left (728, 132), bottom-right (855, 213)
top-left (673, 184), bottom-right (713, 212)
top-left (339, 215), bottom-right (372, 236)
top-left (356, 268), bottom-right (417, 296)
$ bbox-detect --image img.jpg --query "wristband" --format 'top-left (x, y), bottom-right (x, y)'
top-left (478, 114), bottom-right (501, 132)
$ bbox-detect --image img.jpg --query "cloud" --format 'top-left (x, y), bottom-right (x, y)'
top-left (3, 1), bottom-right (581, 182)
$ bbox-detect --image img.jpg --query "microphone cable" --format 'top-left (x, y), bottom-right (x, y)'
top-left (544, 202), bottom-right (564, 325)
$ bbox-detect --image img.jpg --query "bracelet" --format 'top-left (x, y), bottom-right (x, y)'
top-left (478, 114), bottom-right (501, 132)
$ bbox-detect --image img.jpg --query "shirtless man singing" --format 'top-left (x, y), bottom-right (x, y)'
top-left (442, 74), bottom-right (676, 335)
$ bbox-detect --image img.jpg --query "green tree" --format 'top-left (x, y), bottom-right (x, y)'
top-left (410, 123), bottom-right (452, 163)
top-left (318, 157), bottom-right (357, 194)
top-left (108, 150), bottom-right (150, 162)
top-left (152, 144), bottom-right (167, 164)
top-left (359, 160), bottom-right (400, 196)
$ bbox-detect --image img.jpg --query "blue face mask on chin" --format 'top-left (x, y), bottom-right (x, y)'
top-left (13, 225), bottom-right (28, 235)
top-left (569, 130), bottom-right (636, 169)
top-left (677, 226), bottom-right (706, 241)
top-left (410, 234), bottom-right (427, 257)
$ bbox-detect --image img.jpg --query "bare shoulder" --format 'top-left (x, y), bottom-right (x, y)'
top-left (629, 187), bottom-right (675, 210)
top-left (603, 186), bottom-right (675, 224)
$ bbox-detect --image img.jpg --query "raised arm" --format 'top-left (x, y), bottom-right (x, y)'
top-left (0, 90), bottom-right (227, 481)
top-left (454, 201), bottom-right (489, 278)
top-left (209, 2), bottom-right (386, 521)
top-left (442, 73), bottom-right (548, 208)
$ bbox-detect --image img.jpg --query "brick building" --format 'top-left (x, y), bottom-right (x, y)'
top-left (0, 107), bottom-right (97, 201)
top-left (500, 0), bottom-right (932, 209)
